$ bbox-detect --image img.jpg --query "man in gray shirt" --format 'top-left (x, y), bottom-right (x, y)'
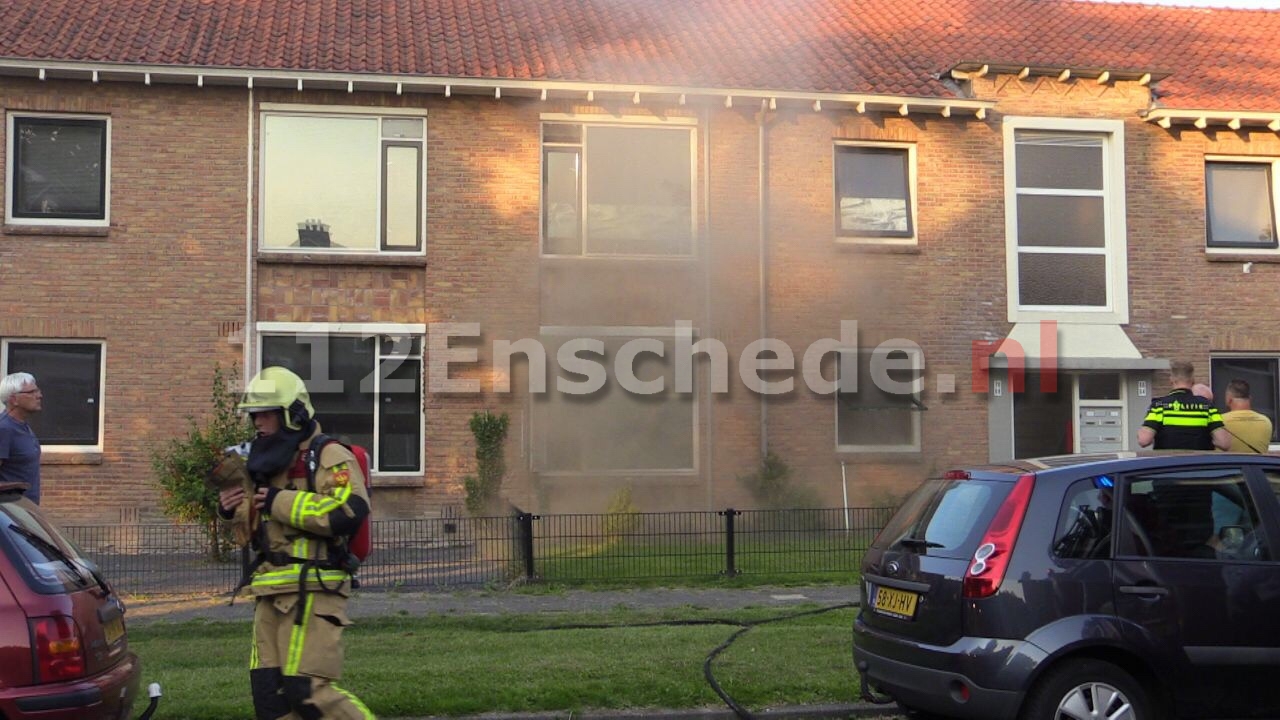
top-left (0, 372), bottom-right (43, 503)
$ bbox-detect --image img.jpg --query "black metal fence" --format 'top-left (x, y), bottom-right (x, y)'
top-left (62, 506), bottom-right (894, 597)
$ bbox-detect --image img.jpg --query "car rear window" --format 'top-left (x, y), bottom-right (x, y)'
top-left (0, 498), bottom-right (97, 594)
top-left (876, 477), bottom-right (1015, 559)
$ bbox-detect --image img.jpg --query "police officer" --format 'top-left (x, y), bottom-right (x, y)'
top-left (217, 366), bottom-right (374, 720)
top-left (1137, 360), bottom-right (1231, 451)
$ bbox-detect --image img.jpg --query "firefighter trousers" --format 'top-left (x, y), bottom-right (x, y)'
top-left (249, 591), bottom-right (375, 720)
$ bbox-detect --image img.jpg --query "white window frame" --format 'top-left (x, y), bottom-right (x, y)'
top-left (256, 321), bottom-right (426, 476)
top-left (5, 112), bottom-right (112, 228)
top-left (257, 104), bottom-right (427, 256)
top-left (835, 346), bottom-right (923, 453)
top-left (1, 339), bottom-right (105, 453)
top-left (1204, 155), bottom-right (1280, 254)
top-left (533, 325), bottom-right (699, 475)
top-left (833, 140), bottom-right (918, 245)
top-left (1003, 117), bottom-right (1128, 324)
top-left (539, 114), bottom-right (698, 259)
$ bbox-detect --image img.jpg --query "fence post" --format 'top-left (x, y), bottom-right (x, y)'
top-left (517, 512), bottom-right (537, 580)
top-left (720, 508), bottom-right (740, 577)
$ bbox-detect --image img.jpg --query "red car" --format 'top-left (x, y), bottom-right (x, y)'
top-left (0, 482), bottom-right (144, 719)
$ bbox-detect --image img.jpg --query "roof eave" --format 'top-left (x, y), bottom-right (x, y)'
top-left (0, 57), bottom-right (996, 117)
top-left (1144, 107), bottom-right (1280, 132)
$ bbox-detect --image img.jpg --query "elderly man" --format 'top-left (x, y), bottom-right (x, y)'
top-left (0, 372), bottom-right (42, 503)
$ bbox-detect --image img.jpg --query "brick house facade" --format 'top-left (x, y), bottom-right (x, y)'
top-left (3, 0), bottom-right (1280, 523)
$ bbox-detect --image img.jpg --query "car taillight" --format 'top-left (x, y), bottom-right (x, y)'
top-left (30, 615), bottom-right (85, 682)
top-left (962, 473), bottom-right (1035, 599)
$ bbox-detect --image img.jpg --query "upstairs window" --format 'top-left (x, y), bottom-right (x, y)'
top-left (834, 143), bottom-right (915, 242)
top-left (542, 121), bottom-right (695, 257)
top-left (261, 110), bottom-right (425, 253)
top-left (6, 114), bottom-right (109, 227)
top-left (1003, 118), bottom-right (1128, 323)
top-left (1205, 159), bottom-right (1278, 250)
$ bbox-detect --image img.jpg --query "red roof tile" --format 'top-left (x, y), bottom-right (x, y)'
top-left (1, 0), bottom-right (1277, 110)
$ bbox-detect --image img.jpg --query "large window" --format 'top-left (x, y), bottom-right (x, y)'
top-left (5, 113), bottom-right (109, 226)
top-left (1210, 356), bottom-right (1279, 444)
top-left (836, 347), bottom-right (923, 452)
top-left (1206, 158), bottom-right (1278, 250)
top-left (1004, 118), bottom-right (1128, 323)
top-left (542, 121), bottom-right (695, 257)
top-left (534, 332), bottom-right (695, 473)
top-left (2, 341), bottom-right (104, 449)
top-left (834, 143), bottom-right (915, 241)
top-left (260, 330), bottom-right (423, 473)
top-left (261, 109), bottom-right (425, 253)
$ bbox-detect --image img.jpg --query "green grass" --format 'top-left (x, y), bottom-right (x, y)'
top-left (130, 605), bottom-right (863, 718)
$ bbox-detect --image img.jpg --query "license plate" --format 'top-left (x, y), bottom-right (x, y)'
top-left (872, 585), bottom-right (919, 619)
top-left (103, 616), bottom-right (124, 645)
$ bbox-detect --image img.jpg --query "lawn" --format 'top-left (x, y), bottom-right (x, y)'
top-left (129, 604), bottom-right (864, 718)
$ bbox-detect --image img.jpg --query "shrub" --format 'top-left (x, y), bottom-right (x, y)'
top-left (150, 364), bottom-right (253, 560)
top-left (462, 410), bottom-right (510, 516)
top-left (603, 485), bottom-right (641, 539)
top-left (738, 452), bottom-right (816, 509)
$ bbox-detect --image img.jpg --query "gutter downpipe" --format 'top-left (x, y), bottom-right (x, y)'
top-left (243, 87), bottom-right (255, 383)
top-left (758, 100), bottom-right (769, 457)
top-left (703, 103), bottom-right (715, 509)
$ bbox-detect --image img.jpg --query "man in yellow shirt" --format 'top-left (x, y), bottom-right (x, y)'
top-left (1221, 379), bottom-right (1273, 453)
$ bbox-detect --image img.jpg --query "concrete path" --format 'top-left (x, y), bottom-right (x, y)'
top-left (125, 584), bottom-right (864, 625)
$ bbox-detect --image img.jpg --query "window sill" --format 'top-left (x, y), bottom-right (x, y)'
top-left (835, 241), bottom-right (921, 255)
top-left (371, 474), bottom-right (423, 488)
top-left (536, 470), bottom-right (700, 480)
top-left (836, 450), bottom-right (924, 464)
top-left (540, 254), bottom-right (699, 263)
top-left (257, 252), bottom-right (429, 267)
top-left (1205, 252), bottom-right (1280, 263)
top-left (41, 452), bottom-right (104, 466)
top-left (4, 224), bottom-right (111, 238)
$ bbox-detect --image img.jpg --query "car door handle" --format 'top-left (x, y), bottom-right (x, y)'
top-left (1119, 585), bottom-right (1170, 597)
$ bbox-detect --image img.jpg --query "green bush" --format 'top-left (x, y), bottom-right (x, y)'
top-left (463, 410), bottom-right (510, 516)
top-left (738, 452), bottom-right (816, 509)
top-left (150, 364), bottom-right (253, 559)
top-left (603, 485), bottom-right (640, 538)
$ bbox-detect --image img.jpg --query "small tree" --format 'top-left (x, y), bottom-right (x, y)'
top-left (151, 364), bottom-right (253, 560)
top-left (739, 452), bottom-right (792, 508)
top-left (738, 452), bottom-right (822, 532)
top-left (462, 410), bottom-right (510, 516)
top-left (603, 484), bottom-right (640, 540)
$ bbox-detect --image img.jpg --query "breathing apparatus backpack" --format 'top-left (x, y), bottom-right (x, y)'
top-left (305, 433), bottom-right (373, 565)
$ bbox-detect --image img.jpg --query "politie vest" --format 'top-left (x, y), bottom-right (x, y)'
top-left (305, 434), bottom-right (373, 563)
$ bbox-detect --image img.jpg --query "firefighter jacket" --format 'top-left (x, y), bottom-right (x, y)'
top-left (227, 424), bottom-right (371, 598)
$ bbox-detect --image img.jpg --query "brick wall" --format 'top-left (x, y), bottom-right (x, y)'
top-left (1, 77), bottom-right (247, 523)
top-left (8, 71), bottom-right (1280, 523)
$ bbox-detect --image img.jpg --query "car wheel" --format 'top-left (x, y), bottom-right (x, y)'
top-left (1021, 659), bottom-right (1152, 720)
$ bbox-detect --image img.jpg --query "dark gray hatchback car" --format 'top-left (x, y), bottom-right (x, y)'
top-left (853, 452), bottom-right (1280, 720)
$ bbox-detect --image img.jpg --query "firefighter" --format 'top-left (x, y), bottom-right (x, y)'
top-left (216, 366), bottom-right (374, 720)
